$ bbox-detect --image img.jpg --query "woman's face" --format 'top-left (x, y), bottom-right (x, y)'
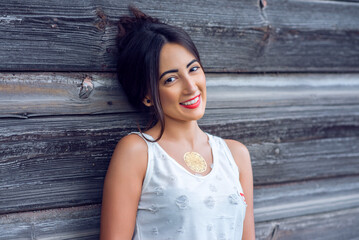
top-left (157, 43), bottom-right (206, 123)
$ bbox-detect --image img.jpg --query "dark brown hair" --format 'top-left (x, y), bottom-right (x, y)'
top-left (117, 6), bottom-right (202, 141)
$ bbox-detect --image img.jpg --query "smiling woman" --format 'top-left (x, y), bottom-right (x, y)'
top-left (156, 43), bottom-right (207, 123)
top-left (100, 6), bottom-right (255, 240)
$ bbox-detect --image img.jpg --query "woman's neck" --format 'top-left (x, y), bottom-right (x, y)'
top-left (147, 118), bottom-right (206, 147)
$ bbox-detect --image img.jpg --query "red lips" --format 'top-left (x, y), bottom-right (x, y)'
top-left (180, 94), bottom-right (201, 109)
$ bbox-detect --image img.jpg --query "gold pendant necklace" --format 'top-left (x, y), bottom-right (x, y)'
top-left (184, 152), bottom-right (207, 173)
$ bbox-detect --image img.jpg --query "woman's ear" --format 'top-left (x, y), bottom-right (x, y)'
top-left (143, 97), bottom-right (152, 107)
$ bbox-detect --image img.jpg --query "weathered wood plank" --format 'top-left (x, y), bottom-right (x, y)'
top-left (202, 106), bottom-right (359, 144)
top-left (0, 72), bottom-right (131, 118)
top-left (0, 1), bottom-right (358, 72)
top-left (256, 0), bottom-right (359, 72)
top-left (1, 106), bottom-right (358, 161)
top-left (0, 0), bottom-right (265, 72)
top-left (1, 72), bottom-right (358, 118)
top-left (256, 207), bottom-right (359, 240)
top-left (1, 203), bottom-right (359, 240)
top-left (249, 137), bottom-right (359, 184)
top-left (254, 176), bottom-right (359, 222)
top-left (1, 113), bottom-right (358, 214)
top-left (0, 204), bottom-right (100, 240)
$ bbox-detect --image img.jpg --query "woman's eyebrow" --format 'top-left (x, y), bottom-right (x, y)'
top-left (159, 59), bottom-right (198, 80)
top-left (186, 59), bottom-right (198, 68)
top-left (159, 69), bottom-right (178, 80)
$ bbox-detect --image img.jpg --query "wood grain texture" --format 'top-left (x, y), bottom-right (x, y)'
top-left (1, 203), bottom-right (359, 239)
top-left (1, 115), bottom-right (358, 214)
top-left (0, 0), bottom-right (264, 72)
top-left (1, 73), bottom-right (358, 214)
top-left (257, 0), bottom-right (359, 72)
top-left (0, 0), bottom-right (358, 72)
top-left (1, 1), bottom-right (358, 238)
top-left (256, 207), bottom-right (359, 240)
top-left (1, 72), bottom-right (359, 118)
top-left (0, 204), bottom-right (100, 240)
top-left (251, 136), bottom-right (359, 183)
top-left (254, 176), bottom-right (359, 222)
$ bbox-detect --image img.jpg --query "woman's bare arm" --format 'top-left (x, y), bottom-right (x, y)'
top-left (100, 134), bottom-right (148, 240)
top-left (225, 139), bottom-right (255, 240)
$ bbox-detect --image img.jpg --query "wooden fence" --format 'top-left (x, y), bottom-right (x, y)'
top-left (1, 0), bottom-right (359, 239)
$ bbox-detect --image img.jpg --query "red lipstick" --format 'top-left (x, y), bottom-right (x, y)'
top-left (180, 95), bottom-right (201, 109)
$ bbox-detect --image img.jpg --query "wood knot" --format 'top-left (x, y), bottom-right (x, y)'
top-left (95, 8), bottom-right (108, 31)
top-left (269, 224), bottom-right (279, 240)
top-left (79, 75), bottom-right (94, 99)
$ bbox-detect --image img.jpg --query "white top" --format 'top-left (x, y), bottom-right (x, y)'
top-left (131, 132), bottom-right (247, 240)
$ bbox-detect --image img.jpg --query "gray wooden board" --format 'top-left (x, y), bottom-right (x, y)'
top-left (1, 111), bottom-right (358, 213)
top-left (201, 106), bottom-right (359, 145)
top-left (1, 204), bottom-right (359, 240)
top-left (1, 104), bottom-right (358, 154)
top-left (0, 204), bottom-right (100, 240)
top-left (1, 72), bottom-right (359, 118)
top-left (256, 207), bottom-right (359, 240)
top-left (0, 0), bottom-right (264, 72)
top-left (0, 0), bottom-right (358, 72)
top-left (253, 175), bottom-right (359, 222)
top-left (249, 137), bottom-right (359, 184)
top-left (259, 0), bottom-right (359, 72)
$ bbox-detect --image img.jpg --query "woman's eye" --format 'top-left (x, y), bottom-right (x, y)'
top-left (164, 77), bottom-right (176, 84)
top-left (190, 66), bottom-right (200, 72)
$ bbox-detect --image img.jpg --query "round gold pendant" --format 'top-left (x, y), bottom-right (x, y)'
top-left (184, 152), bottom-right (207, 173)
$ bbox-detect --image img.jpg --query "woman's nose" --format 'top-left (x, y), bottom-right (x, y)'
top-left (182, 74), bottom-right (198, 93)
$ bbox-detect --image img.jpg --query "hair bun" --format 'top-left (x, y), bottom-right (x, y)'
top-left (118, 5), bottom-right (160, 38)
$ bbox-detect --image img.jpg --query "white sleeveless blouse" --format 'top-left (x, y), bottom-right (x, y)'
top-left (131, 132), bottom-right (247, 240)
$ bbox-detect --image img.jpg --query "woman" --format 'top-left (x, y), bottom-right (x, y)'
top-left (100, 6), bottom-right (255, 240)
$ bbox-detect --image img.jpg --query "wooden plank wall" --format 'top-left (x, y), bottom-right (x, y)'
top-left (1, 0), bottom-right (358, 239)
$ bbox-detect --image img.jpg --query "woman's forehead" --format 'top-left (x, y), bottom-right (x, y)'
top-left (159, 43), bottom-right (196, 71)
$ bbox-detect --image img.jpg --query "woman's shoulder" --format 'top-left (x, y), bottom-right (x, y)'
top-left (118, 132), bottom-right (148, 148)
top-left (109, 133), bottom-right (149, 173)
top-left (224, 139), bottom-right (249, 155)
top-left (223, 138), bottom-right (251, 169)
top-left (208, 133), bottom-right (249, 156)
top-left (114, 133), bottom-right (148, 158)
